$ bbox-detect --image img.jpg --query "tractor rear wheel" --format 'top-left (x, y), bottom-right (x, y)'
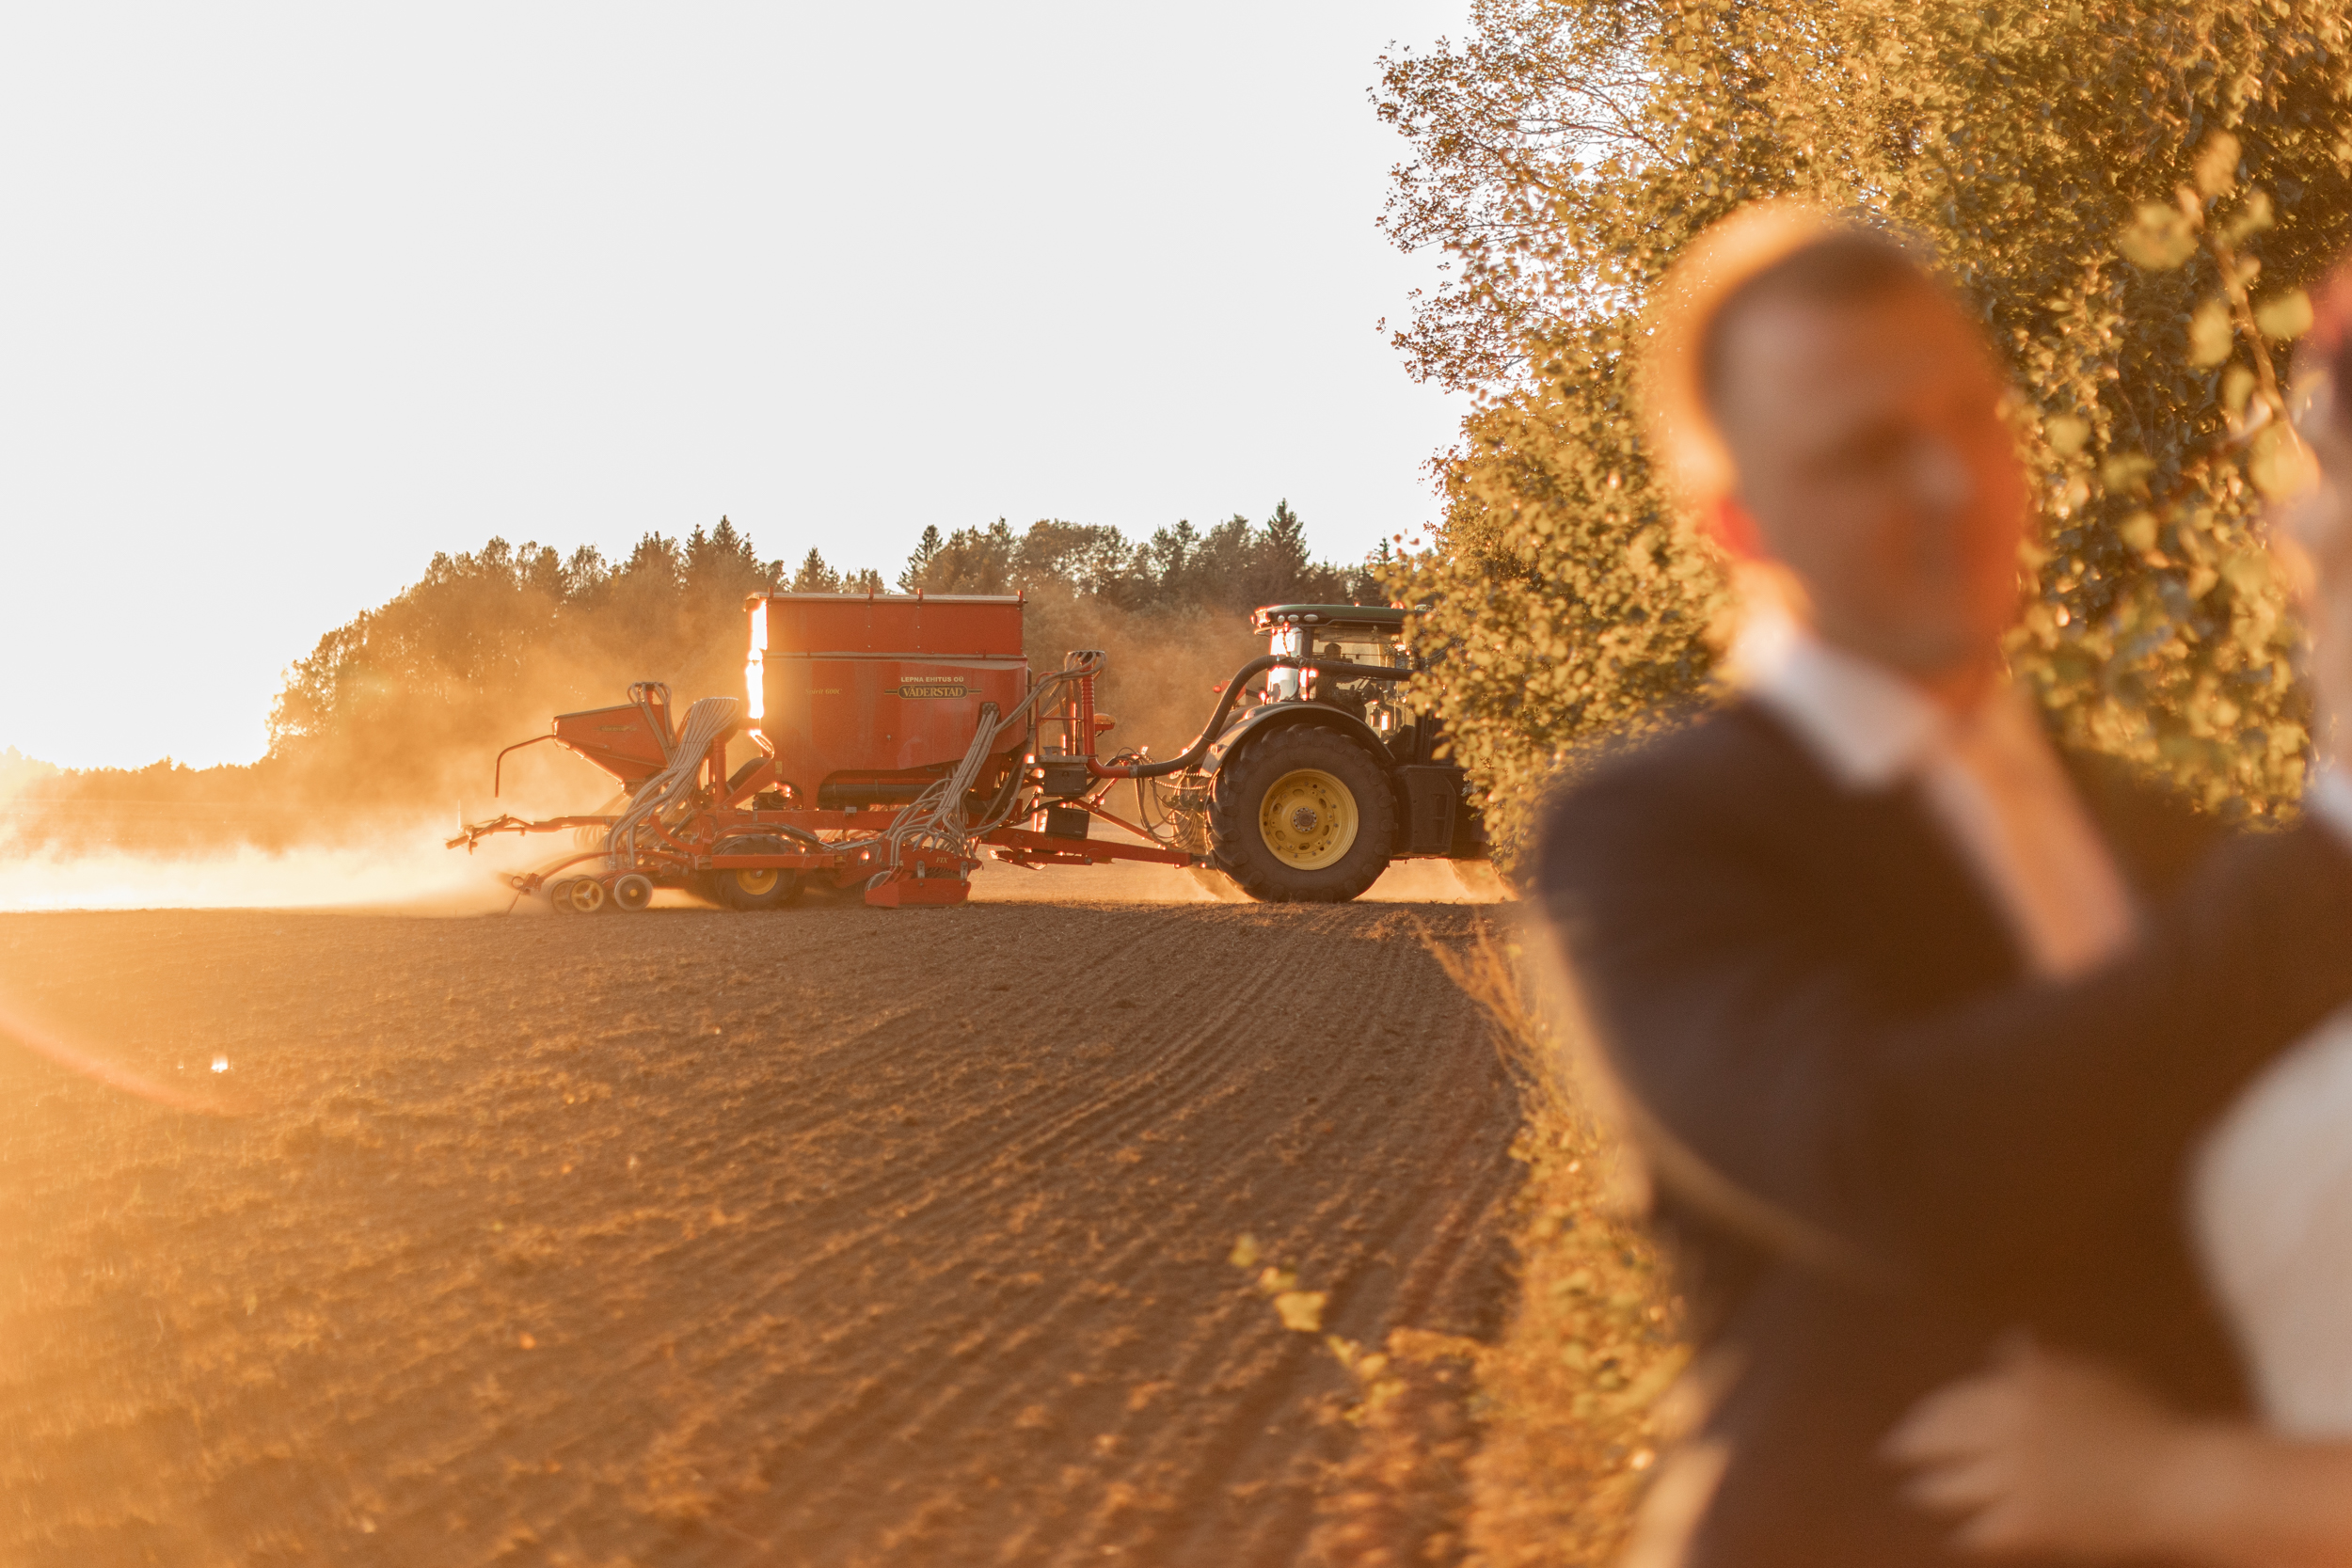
top-left (710, 835), bottom-right (802, 911)
top-left (1209, 726), bottom-right (1394, 903)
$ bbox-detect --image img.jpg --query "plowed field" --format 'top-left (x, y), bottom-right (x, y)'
top-left (0, 898), bottom-right (1519, 1567)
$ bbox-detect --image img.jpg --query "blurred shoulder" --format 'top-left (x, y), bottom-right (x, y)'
top-left (2056, 745), bottom-right (2233, 895)
top-left (1534, 699), bottom-right (1823, 879)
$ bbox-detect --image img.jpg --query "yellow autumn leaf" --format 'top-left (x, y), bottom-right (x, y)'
top-left (2195, 130), bottom-right (2242, 198)
top-left (1273, 1291), bottom-right (1327, 1333)
top-left (2102, 451), bottom-right (2155, 493)
top-left (2249, 424), bottom-right (2318, 499)
top-left (2221, 551), bottom-right (2272, 596)
top-left (2119, 203), bottom-right (2198, 270)
top-left (2256, 290), bottom-right (2314, 341)
top-left (2188, 299), bottom-right (2235, 367)
top-left (1227, 1233), bottom-right (1261, 1269)
top-left (2224, 365), bottom-right (2258, 416)
top-left (2045, 415), bottom-right (2090, 456)
top-left (2223, 189), bottom-right (2276, 245)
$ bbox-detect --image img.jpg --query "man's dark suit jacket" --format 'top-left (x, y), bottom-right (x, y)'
top-left (1535, 697), bottom-right (2352, 1567)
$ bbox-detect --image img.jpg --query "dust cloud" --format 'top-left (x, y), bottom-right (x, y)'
top-left (973, 851), bottom-right (1507, 905)
top-left (0, 826), bottom-right (552, 915)
top-left (1019, 592), bottom-right (1267, 762)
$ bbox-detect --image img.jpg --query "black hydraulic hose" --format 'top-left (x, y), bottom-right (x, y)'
top-left (1090, 656), bottom-right (1411, 779)
top-left (974, 756), bottom-right (1025, 830)
top-left (493, 733), bottom-right (560, 797)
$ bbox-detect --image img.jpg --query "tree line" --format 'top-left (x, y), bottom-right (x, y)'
top-left (3, 505), bottom-right (1376, 848)
top-left (779, 500), bottom-right (1370, 612)
top-left (265, 501), bottom-right (1372, 763)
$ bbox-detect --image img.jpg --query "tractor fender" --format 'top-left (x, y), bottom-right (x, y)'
top-left (1200, 702), bottom-right (1392, 777)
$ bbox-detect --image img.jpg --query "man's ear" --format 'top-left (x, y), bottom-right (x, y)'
top-left (1705, 495), bottom-right (1767, 562)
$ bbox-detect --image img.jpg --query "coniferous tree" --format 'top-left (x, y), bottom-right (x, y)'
top-left (790, 548), bottom-right (842, 593)
top-left (896, 525), bottom-right (944, 591)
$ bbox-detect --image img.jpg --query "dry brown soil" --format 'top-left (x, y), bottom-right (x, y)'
top-left (0, 899), bottom-right (1519, 1567)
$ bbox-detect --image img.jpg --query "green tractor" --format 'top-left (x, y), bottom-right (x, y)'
top-left (1110, 604), bottom-right (1487, 903)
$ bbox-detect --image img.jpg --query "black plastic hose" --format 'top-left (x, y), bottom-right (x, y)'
top-left (1089, 656), bottom-right (1410, 780)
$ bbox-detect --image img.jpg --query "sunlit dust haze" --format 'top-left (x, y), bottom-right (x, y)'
top-left (0, 3), bottom-right (1471, 773)
top-left (0, 829), bottom-right (553, 916)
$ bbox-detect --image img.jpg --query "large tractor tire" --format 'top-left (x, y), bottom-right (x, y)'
top-left (707, 835), bottom-right (802, 911)
top-left (1209, 725), bottom-right (1395, 903)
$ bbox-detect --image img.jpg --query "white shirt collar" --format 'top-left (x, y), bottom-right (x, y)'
top-left (1733, 610), bottom-right (2137, 977)
top-left (1727, 610), bottom-right (1947, 790)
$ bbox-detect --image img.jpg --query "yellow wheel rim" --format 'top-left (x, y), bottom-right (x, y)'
top-left (732, 867), bottom-right (780, 896)
top-left (1258, 768), bottom-right (1359, 871)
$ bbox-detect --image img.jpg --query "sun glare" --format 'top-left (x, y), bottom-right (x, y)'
top-left (745, 598), bottom-right (767, 724)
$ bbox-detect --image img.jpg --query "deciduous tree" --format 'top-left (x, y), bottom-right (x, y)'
top-left (1380, 0), bottom-right (2352, 856)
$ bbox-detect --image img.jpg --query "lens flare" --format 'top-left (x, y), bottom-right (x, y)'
top-left (0, 995), bottom-right (252, 1115)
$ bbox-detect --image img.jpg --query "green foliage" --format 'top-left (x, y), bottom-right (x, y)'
top-left (1395, 318), bottom-right (1721, 856)
top-left (1378, 0), bottom-right (2352, 859)
top-left (789, 547), bottom-right (885, 594)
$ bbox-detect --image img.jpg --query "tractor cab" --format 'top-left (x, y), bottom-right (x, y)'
top-left (1145, 601), bottom-right (1485, 903)
top-left (1246, 604), bottom-right (1427, 761)
top-left (1261, 601), bottom-right (1402, 700)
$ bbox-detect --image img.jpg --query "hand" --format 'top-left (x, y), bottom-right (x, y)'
top-left (1881, 1340), bottom-right (2225, 1560)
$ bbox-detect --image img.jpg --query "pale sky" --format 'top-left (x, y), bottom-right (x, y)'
top-left (0, 5), bottom-right (1470, 770)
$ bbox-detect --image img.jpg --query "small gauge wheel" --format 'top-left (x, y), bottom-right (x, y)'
top-left (551, 877), bottom-right (607, 914)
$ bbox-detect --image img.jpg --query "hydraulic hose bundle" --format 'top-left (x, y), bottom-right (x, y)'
top-left (867, 651), bottom-right (1106, 886)
top-left (1084, 655), bottom-right (1408, 779)
top-left (605, 696), bottom-right (740, 870)
top-left (568, 659), bottom-right (1088, 896)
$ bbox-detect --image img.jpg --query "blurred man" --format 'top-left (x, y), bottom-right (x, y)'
top-left (1534, 205), bottom-right (2352, 1566)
